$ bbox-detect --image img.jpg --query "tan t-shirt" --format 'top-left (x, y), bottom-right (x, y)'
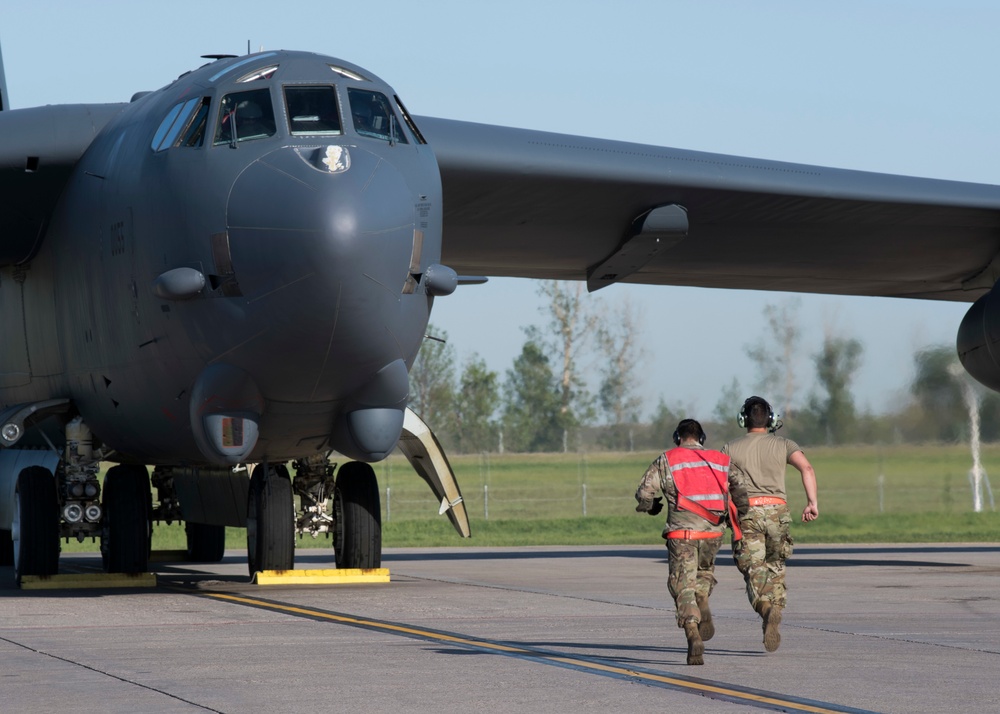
top-left (721, 432), bottom-right (801, 499)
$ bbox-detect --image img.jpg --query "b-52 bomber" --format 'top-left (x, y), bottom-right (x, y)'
top-left (3, 46), bottom-right (1000, 585)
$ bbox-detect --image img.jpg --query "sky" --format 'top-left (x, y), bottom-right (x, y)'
top-left (4, 0), bottom-right (999, 420)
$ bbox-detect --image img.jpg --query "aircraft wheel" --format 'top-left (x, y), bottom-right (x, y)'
top-left (101, 465), bottom-right (152, 574)
top-left (12, 466), bottom-right (60, 584)
top-left (246, 464), bottom-right (294, 575)
top-left (334, 462), bottom-right (382, 569)
top-left (185, 522), bottom-right (226, 562)
top-left (0, 529), bottom-right (13, 567)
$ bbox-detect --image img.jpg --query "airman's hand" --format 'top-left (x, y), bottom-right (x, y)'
top-left (801, 503), bottom-right (818, 522)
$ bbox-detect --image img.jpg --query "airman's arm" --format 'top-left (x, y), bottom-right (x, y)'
top-left (727, 463), bottom-right (750, 520)
top-left (635, 455), bottom-right (666, 512)
top-left (789, 450), bottom-right (818, 522)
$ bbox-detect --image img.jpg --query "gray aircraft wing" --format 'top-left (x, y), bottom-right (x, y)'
top-left (0, 103), bottom-right (124, 264)
top-left (420, 116), bottom-right (1000, 300)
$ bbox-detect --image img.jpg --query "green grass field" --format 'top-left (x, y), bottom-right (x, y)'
top-left (373, 444), bottom-right (1000, 546)
top-left (60, 443), bottom-right (1000, 553)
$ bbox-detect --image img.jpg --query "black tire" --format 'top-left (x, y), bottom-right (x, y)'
top-left (0, 529), bottom-right (13, 567)
top-left (334, 462), bottom-right (381, 569)
top-left (12, 466), bottom-right (60, 584)
top-left (246, 463), bottom-right (294, 575)
top-left (101, 465), bottom-right (151, 574)
top-left (185, 522), bottom-right (226, 562)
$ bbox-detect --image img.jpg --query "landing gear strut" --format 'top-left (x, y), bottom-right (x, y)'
top-left (288, 457), bottom-right (382, 569)
top-left (291, 454), bottom-right (336, 538)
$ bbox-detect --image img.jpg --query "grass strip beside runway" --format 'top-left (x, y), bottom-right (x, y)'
top-left (59, 443), bottom-right (1000, 552)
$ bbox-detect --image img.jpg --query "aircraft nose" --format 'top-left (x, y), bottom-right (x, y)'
top-left (224, 144), bottom-right (419, 397)
top-left (227, 144), bottom-right (416, 298)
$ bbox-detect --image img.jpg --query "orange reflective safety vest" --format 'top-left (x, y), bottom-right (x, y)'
top-left (664, 447), bottom-right (743, 541)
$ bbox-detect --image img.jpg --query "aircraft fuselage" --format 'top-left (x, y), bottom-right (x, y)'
top-left (1, 51), bottom-right (443, 466)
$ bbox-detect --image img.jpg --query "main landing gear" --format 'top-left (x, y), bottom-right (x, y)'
top-left (246, 458), bottom-right (381, 575)
top-left (4, 407), bottom-right (467, 585)
top-left (247, 463), bottom-right (295, 574)
top-left (4, 417), bottom-right (153, 585)
top-left (333, 462), bottom-right (381, 569)
top-left (12, 465), bottom-right (60, 585)
top-left (100, 464), bottom-right (151, 574)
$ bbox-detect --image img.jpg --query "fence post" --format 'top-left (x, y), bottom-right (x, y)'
top-left (582, 483), bottom-right (587, 517)
top-left (386, 486), bottom-right (391, 521)
top-left (484, 484), bottom-right (489, 520)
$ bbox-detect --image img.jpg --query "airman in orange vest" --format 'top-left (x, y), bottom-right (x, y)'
top-left (635, 419), bottom-right (748, 665)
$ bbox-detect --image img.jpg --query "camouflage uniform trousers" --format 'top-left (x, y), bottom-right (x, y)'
top-left (732, 504), bottom-right (794, 611)
top-left (666, 537), bottom-right (723, 627)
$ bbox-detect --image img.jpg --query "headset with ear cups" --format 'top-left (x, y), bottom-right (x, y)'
top-left (672, 419), bottom-right (706, 446)
top-left (737, 396), bottom-right (776, 429)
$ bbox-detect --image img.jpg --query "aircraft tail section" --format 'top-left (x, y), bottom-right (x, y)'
top-left (0, 40), bottom-right (8, 110)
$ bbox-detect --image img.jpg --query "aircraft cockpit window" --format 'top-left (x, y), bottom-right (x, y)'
top-left (238, 65), bottom-right (278, 83)
top-left (151, 97), bottom-right (201, 152)
top-left (213, 88), bottom-right (277, 146)
top-left (328, 65), bottom-right (367, 81)
top-left (348, 88), bottom-right (408, 144)
top-left (179, 98), bottom-right (211, 148)
top-left (284, 86), bottom-right (342, 136)
top-left (394, 95), bottom-right (426, 145)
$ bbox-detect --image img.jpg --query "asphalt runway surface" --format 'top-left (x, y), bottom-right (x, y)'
top-left (2, 543), bottom-right (998, 713)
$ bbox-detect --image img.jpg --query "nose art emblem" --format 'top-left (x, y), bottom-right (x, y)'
top-left (321, 145), bottom-right (350, 173)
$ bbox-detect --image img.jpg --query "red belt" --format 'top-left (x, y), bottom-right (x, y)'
top-left (666, 530), bottom-right (723, 540)
top-left (748, 496), bottom-right (786, 506)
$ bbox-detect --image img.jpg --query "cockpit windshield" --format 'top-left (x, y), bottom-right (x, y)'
top-left (348, 88), bottom-right (407, 144)
top-left (214, 88), bottom-right (276, 146)
top-left (284, 86), bottom-right (342, 136)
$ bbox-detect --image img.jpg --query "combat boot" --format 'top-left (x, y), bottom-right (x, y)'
top-left (696, 595), bottom-right (714, 641)
top-left (761, 603), bottom-right (781, 652)
top-left (684, 620), bottom-right (704, 665)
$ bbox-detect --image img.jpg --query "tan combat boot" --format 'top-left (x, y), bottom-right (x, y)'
top-left (684, 620), bottom-right (704, 665)
top-left (696, 594), bottom-right (714, 641)
top-left (761, 602), bottom-right (781, 652)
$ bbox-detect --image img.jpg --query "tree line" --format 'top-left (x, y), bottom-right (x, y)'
top-left (410, 284), bottom-right (997, 453)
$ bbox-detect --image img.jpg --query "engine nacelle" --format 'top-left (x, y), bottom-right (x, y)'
top-left (957, 287), bottom-right (1000, 391)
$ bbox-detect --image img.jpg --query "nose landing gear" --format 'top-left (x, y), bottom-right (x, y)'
top-left (246, 463), bottom-right (294, 575)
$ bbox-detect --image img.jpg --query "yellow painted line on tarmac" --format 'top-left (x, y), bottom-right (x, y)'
top-left (20, 572), bottom-right (157, 590)
top-left (202, 591), bottom-right (869, 713)
top-left (254, 568), bottom-right (390, 585)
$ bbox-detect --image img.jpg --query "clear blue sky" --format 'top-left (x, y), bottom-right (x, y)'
top-left (5, 1), bottom-right (999, 419)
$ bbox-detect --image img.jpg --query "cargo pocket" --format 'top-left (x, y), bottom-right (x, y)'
top-left (779, 533), bottom-right (795, 561)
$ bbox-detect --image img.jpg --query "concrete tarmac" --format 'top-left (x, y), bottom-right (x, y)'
top-left (1, 543), bottom-right (998, 713)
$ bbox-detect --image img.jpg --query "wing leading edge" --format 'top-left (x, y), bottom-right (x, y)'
top-left (421, 116), bottom-right (1000, 301)
top-left (0, 103), bottom-right (124, 265)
